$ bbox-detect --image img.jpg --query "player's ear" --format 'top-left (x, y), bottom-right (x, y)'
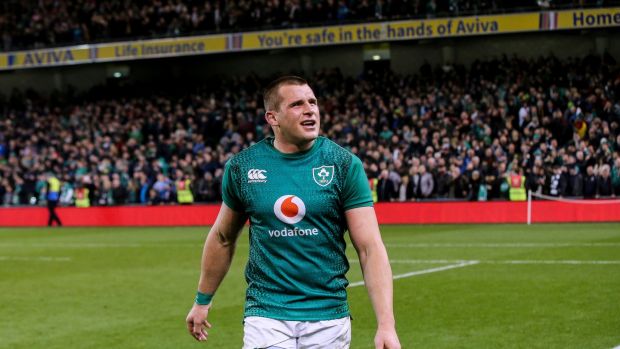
top-left (265, 111), bottom-right (279, 127)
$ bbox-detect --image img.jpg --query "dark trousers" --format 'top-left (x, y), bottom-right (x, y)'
top-left (47, 200), bottom-right (62, 226)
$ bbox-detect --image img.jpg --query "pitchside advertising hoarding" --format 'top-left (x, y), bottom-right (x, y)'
top-left (0, 201), bottom-right (619, 226)
top-left (0, 7), bottom-right (618, 70)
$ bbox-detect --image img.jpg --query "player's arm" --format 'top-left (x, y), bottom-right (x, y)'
top-left (347, 206), bottom-right (401, 349)
top-left (186, 202), bottom-right (247, 342)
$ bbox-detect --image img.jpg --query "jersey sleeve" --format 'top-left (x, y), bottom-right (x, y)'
top-left (221, 160), bottom-right (245, 212)
top-left (342, 155), bottom-right (374, 211)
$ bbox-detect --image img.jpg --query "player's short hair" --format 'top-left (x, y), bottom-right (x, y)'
top-left (263, 76), bottom-right (308, 112)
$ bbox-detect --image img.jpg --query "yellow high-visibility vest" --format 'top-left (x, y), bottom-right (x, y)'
top-left (48, 177), bottom-right (61, 192)
top-left (75, 188), bottom-right (90, 208)
top-left (176, 179), bottom-right (194, 204)
top-left (507, 174), bottom-right (526, 201)
top-left (369, 178), bottom-right (378, 203)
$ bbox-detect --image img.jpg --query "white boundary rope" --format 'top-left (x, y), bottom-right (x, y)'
top-left (527, 190), bottom-right (620, 225)
top-left (530, 191), bottom-right (620, 205)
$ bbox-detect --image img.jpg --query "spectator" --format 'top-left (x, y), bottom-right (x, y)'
top-left (566, 165), bottom-right (583, 197)
top-left (612, 157), bottom-right (620, 196)
top-left (596, 164), bottom-right (614, 197)
top-left (507, 166), bottom-right (526, 201)
top-left (434, 161), bottom-right (451, 198)
top-left (0, 179), bottom-right (8, 205)
top-left (547, 165), bottom-right (567, 197)
top-left (152, 173), bottom-right (172, 204)
top-left (195, 171), bottom-right (221, 202)
top-left (136, 172), bottom-right (152, 204)
top-left (175, 170), bottom-right (194, 204)
top-left (468, 170), bottom-right (482, 201)
top-left (583, 166), bottom-right (598, 198)
top-left (451, 167), bottom-right (469, 199)
top-left (111, 174), bottom-right (129, 205)
top-left (398, 175), bottom-right (409, 201)
top-left (526, 164), bottom-right (546, 196)
top-left (74, 181), bottom-right (91, 208)
top-left (59, 175), bottom-right (74, 206)
top-left (418, 164), bottom-right (434, 199)
top-left (404, 165), bottom-right (420, 200)
top-left (97, 175), bottom-right (114, 206)
top-left (0, 54), bottom-right (617, 206)
top-left (377, 169), bottom-right (397, 201)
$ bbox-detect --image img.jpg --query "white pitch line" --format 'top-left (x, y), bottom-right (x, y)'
top-left (0, 243), bottom-right (144, 248)
top-left (494, 260), bottom-right (620, 265)
top-left (348, 261), bottom-right (479, 288)
top-left (2, 242), bottom-right (618, 249)
top-left (0, 256), bottom-right (72, 262)
top-left (0, 243), bottom-right (204, 248)
top-left (384, 242), bottom-right (620, 248)
top-left (383, 259), bottom-right (620, 265)
top-left (611, 345), bottom-right (620, 349)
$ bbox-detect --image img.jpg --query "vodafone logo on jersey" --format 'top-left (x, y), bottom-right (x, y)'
top-left (273, 195), bottom-right (306, 224)
top-left (270, 195), bottom-right (318, 238)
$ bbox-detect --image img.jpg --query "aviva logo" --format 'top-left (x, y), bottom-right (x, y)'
top-left (273, 195), bottom-right (306, 224)
top-left (22, 49), bottom-right (75, 66)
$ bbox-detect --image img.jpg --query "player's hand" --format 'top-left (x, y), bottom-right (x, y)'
top-left (186, 303), bottom-right (212, 341)
top-left (374, 326), bottom-right (401, 349)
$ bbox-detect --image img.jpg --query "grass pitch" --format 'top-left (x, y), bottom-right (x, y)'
top-left (1, 223), bottom-right (619, 349)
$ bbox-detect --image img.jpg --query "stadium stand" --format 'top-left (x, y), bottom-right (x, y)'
top-left (0, 52), bottom-right (618, 206)
top-left (1, 0), bottom-right (616, 51)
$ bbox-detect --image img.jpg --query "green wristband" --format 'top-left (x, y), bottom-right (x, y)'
top-left (195, 291), bottom-right (213, 305)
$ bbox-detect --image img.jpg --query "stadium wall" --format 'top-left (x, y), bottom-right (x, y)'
top-left (1, 201), bottom-right (618, 227)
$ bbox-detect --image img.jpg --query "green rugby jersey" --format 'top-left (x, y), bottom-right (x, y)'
top-left (221, 136), bottom-right (373, 321)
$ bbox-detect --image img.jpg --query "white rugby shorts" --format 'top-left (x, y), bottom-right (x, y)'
top-left (242, 316), bottom-right (351, 349)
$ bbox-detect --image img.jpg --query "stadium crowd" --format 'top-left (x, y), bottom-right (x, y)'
top-left (0, 53), bottom-right (619, 206)
top-left (0, 0), bottom-right (609, 51)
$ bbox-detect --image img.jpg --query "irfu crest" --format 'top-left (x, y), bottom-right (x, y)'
top-left (312, 166), bottom-right (334, 187)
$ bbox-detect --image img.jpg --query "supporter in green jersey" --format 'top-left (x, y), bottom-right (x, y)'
top-left (186, 76), bottom-right (401, 349)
